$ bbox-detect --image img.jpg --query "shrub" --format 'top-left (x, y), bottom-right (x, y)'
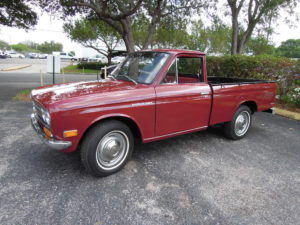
top-left (278, 88), bottom-right (300, 108)
top-left (77, 62), bottom-right (109, 70)
top-left (207, 55), bottom-right (300, 96)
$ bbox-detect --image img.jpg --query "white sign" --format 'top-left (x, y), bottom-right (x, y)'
top-left (47, 55), bottom-right (61, 73)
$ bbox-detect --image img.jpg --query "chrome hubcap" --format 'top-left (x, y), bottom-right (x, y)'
top-left (96, 130), bottom-right (129, 170)
top-left (234, 111), bottom-right (250, 136)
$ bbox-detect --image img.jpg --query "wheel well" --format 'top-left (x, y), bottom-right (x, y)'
top-left (78, 116), bottom-right (142, 150)
top-left (241, 101), bottom-right (257, 114)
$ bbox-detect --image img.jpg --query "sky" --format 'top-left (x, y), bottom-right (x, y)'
top-left (0, 7), bottom-right (299, 57)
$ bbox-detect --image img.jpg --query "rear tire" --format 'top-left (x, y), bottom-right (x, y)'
top-left (224, 105), bottom-right (252, 140)
top-left (80, 120), bottom-right (134, 177)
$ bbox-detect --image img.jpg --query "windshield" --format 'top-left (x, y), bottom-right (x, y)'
top-left (111, 52), bottom-right (170, 84)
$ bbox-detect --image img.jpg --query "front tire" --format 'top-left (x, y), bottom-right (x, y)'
top-left (81, 120), bottom-right (134, 177)
top-left (224, 105), bottom-right (252, 140)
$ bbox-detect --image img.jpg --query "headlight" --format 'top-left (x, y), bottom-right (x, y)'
top-left (41, 108), bottom-right (51, 127)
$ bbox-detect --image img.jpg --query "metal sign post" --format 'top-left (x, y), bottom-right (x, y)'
top-left (47, 55), bottom-right (61, 84)
top-left (53, 55), bottom-right (55, 84)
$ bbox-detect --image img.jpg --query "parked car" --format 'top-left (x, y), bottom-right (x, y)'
top-left (59, 52), bottom-right (77, 61)
top-left (38, 53), bottom-right (48, 59)
top-left (0, 51), bottom-right (8, 59)
top-left (8, 52), bottom-right (25, 58)
top-left (111, 56), bottom-right (125, 64)
top-left (95, 55), bottom-right (108, 64)
top-left (30, 49), bottom-right (277, 177)
top-left (86, 57), bottom-right (99, 62)
top-left (79, 57), bottom-right (88, 62)
top-left (27, 52), bottom-right (38, 59)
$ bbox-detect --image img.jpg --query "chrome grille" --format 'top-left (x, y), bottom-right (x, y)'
top-left (32, 101), bottom-right (44, 123)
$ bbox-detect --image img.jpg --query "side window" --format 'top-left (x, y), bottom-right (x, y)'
top-left (178, 57), bottom-right (203, 83)
top-left (162, 61), bottom-right (177, 84)
top-left (161, 57), bottom-right (203, 84)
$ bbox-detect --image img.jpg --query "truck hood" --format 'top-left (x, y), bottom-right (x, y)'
top-left (31, 79), bottom-right (137, 106)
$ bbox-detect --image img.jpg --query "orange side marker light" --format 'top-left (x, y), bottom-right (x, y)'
top-left (43, 127), bottom-right (53, 138)
top-left (63, 130), bottom-right (78, 138)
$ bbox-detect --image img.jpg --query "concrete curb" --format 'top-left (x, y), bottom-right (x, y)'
top-left (274, 107), bottom-right (300, 121)
top-left (0, 64), bottom-right (32, 71)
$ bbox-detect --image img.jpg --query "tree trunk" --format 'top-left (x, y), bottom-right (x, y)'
top-left (142, 17), bottom-right (158, 50)
top-left (237, 24), bottom-right (255, 54)
top-left (107, 54), bottom-right (112, 65)
top-left (231, 12), bottom-right (239, 55)
top-left (121, 18), bottom-right (135, 53)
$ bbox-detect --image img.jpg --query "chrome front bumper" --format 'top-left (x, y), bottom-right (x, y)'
top-left (31, 113), bottom-right (72, 151)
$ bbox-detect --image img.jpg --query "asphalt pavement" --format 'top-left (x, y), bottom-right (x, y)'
top-left (0, 72), bottom-right (300, 225)
top-left (0, 58), bottom-right (70, 73)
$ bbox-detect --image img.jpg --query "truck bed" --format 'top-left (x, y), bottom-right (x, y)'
top-left (207, 77), bottom-right (277, 126)
top-left (208, 77), bottom-right (275, 85)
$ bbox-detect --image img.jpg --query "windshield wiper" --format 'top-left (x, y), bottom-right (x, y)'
top-left (117, 75), bottom-right (138, 84)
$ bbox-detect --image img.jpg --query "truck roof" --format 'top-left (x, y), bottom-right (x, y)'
top-left (141, 49), bottom-right (206, 55)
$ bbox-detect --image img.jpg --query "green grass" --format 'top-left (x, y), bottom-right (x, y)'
top-left (62, 65), bottom-right (99, 74)
top-left (14, 88), bottom-right (32, 102)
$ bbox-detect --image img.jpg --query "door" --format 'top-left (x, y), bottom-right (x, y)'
top-left (155, 56), bottom-right (212, 137)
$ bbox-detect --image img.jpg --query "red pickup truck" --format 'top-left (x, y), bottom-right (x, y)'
top-left (31, 49), bottom-right (276, 176)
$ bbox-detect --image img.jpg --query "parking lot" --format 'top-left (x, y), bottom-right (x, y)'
top-left (0, 72), bottom-right (300, 225)
top-left (0, 58), bottom-right (71, 73)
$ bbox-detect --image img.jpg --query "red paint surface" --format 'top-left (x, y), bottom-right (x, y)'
top-left (31, 49), bottom-right (277, 152)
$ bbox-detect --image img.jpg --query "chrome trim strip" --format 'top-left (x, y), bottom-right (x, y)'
top-left (31, 113), bottom-right (72, 151)
top-left (145, 125), bottom-right (207, 141)
top-left (131, 102), bottom-right (154, 107)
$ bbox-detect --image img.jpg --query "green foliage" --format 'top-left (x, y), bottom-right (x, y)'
top-left (0, 40), bottom-right (10, 50)
top-left (207, 55), bottom-right (300, 97)
top-left (132, 14), bottom-right (150, 49)
top-left (279, 88), bottom-right (300, 108)
top-left (276, 39), bottom-right (300, 58)
top-left (64, 18), bottom-right (121, 64)
top-left (10, 43), bottom-right (30, 53)
top-left (187, 20), bottom-right (209, 52)
top-left (162, 18), bottom-right (231, 54)
top-left (0, 0), bottom-right (37, 29)
top-left (154, 16), bottom-right (190, 49)
top-left (77, 62), bottom-right (109, 70)
top-left (246, 36), bottom-right (276, 55)
top-left (69, 51), bottom-right (75, 56)
top-left (22, 41), bottom-right (39, 51)
top-left (37, 41), bottom-right (63, 54)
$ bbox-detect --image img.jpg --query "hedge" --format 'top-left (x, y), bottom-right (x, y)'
top-left (206, 55), bottom-right (300, 96)
top-left (77, 62), bottom-right (109, 70)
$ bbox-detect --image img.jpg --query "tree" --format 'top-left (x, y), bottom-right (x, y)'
top-left (208, 20), bottom-right (231, 55)
top-left (37, 41), bottom-right (63, 53)
top-left (0, 40), bottom-right (10, 50)
top-left (153, 16), bottom-right (190, 49)
top-left (64, 18), bottom-right (121, 64)
top-left (11, 43), bottom-right (30, 52)
top-left (39, 0), bottom-right (201, 52)
top-left (69, 51), bottom-right (75, 56)
top-left (225, 0), bottom-right (298, 54)
top-left (22, 41), bottom-right (39, 51)
top-left (187, 19), bottom-right (231, 54)
top-left (187, 20), bottom-right (209, 52)
top-left (246, 36), bottom-right (275, 55)
top-left (276, 39), bottom-right (300, 58)
top-left (0, 0), bottom-right (37, 29)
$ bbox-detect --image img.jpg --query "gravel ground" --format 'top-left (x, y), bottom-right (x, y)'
top-left (0, 74), bottom-right (299, 225)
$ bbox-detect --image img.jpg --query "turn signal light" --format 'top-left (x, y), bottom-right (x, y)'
top-left (43, 127), bottom-right (53, 138)
top-left (63, 130), bottom-right (78, 138)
